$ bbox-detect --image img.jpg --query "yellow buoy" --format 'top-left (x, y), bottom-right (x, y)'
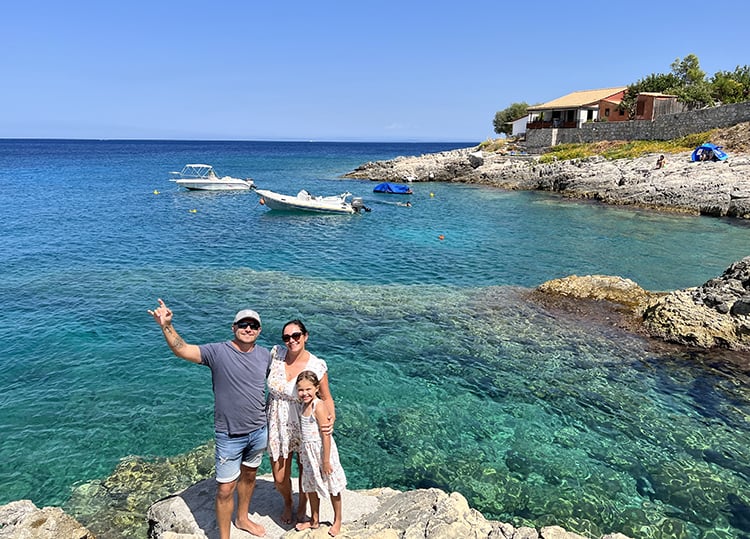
top-left (153, 190), bottom-right (160, 195)
top-left (430, 192), bottom-right (435, 197)
top-left (189, 209), bottom-right (197, 213)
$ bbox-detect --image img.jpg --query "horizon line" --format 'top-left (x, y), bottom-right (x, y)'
top-left (0, 136), bottom-right (481, 144)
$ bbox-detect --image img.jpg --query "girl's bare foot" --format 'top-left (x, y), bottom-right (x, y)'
top-left (294, 520), bottom-right (319, 532)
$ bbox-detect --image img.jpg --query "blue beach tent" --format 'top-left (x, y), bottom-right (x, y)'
top-left (373, 182), bottom-right (413, 194)
top-left (691, 143), bottom-right (728, 162)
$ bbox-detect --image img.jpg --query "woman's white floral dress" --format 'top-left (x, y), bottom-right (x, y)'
top-left (266, 345), bottom-right (328, 461)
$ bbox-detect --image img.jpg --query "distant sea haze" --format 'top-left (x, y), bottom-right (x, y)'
top-left (2, 139), bottom-right (750, 539)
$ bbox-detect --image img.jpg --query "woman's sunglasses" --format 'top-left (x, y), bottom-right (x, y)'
top-left (282, 331), bottom-right (304, 342)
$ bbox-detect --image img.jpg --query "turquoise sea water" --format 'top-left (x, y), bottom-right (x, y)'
top-left (2, 139), bottom-right (750, 539)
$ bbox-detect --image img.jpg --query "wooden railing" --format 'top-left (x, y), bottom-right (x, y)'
top-left (527, 121), bottom-right (577, 129)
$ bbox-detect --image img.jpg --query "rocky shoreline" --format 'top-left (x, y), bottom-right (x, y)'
top-left (343, 147), bottom-right (750, 219)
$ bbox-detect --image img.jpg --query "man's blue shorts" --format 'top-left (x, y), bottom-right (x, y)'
top-left (214, 426), bottom-right (268, 483)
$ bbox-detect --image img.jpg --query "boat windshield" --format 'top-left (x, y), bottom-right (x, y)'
top-left (180, 164), bottom-right (215, 178)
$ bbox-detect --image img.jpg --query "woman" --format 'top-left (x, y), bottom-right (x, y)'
top-left (266, 319), bottom-right (335, 524)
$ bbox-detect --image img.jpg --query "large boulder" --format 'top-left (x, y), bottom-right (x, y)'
top-left (642, 256), bottom-right (750, 349)
top-left (535, 258), bottom-right (750, 351)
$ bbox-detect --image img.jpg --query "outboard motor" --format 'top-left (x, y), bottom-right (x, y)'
top-left (351, 197), bottom-right (370, 212)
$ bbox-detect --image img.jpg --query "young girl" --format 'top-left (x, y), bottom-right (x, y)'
top-left (295, 370), bottom-right (347, 536)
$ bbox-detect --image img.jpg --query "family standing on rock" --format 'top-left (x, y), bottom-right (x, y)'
top-left (149, 301), bottom-right (346, 538)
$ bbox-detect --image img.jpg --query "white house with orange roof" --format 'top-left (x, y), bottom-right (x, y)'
top-left (526, 87), bottom-right (627, 129)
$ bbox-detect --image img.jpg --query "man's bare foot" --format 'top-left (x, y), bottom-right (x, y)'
top-left (294, 520), bottom-right (319, 531)
top-left (235, 517), bottom-right (266, 537)
top-left (328, 523), bottom-right (341, 536)
top-left (280, 505), bottom-right (293, 525)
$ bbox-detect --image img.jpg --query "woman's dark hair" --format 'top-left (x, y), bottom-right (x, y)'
top-left (283, 319), bottom-right (308, 336)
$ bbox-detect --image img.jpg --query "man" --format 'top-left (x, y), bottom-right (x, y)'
top-left (148, 298), bottom-right (270, 538)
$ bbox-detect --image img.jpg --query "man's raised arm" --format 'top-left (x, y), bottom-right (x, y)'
top-left (148, 298), bottom-right (202, 364)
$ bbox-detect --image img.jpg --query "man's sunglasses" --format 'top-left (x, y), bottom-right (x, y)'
top-left (235, 320), bottom-right (260, 330)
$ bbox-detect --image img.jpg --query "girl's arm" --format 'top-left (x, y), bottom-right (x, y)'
top-left (314, 400), bottom-right (333, 474)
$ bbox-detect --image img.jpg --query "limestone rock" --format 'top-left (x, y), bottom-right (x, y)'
top-left (536, 275), bottom-right (654, 313)
top-left (535, 258), bottom-right (750, 351)
top-left (339, 488), bottom-right (496, 538)
top-left (642, 256), bottom-right (750, 350)
top-left (0, 500), bottom-right (94, 539)
top-left (540, 525), bottom-right (589, 539)
top-left (147, 482), bottom-right (634, 539)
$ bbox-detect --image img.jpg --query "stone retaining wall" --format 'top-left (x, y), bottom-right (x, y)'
top-left (526, 101), bottom-right (750, 151)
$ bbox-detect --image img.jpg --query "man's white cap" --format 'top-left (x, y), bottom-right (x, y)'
top-left (233, 309), bottom-right (261, 325)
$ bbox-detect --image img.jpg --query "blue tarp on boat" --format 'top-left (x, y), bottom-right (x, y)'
top-left (691, 143), bottom-right (728, 162)
top-left (373, 182), bottom-right (413, 194)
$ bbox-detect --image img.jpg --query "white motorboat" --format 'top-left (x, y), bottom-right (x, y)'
top-left (255, 189), bottom-right (368, 214)
top-left (169, 164), bottom-right (254, 191)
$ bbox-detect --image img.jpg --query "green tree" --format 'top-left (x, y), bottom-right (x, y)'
top-left (670, 54), bottom-right (714, 108)
top-left (671, 54), bottom-right (705, 85)
top-left (711, 65), bottom-right (750, 103)
top-left (493, 102), bottom-right (529, 136)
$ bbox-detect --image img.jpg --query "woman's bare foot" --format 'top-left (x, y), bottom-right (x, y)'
top-left (294, 520), bottom-right (319, 532)
top-left (295, 502), bottom-right (307, 523)
top-left (235, 517), bottom-right (266, 537)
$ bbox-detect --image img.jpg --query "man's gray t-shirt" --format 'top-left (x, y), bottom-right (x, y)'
top-left (199, 342), bottom-right (272, 435)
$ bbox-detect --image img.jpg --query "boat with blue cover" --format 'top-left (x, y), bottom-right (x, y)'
top-left (373, 182), bottom-right (413, 194)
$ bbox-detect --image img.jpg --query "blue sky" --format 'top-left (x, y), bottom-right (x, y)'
top-left (3, 0), bottom-right (748, 142)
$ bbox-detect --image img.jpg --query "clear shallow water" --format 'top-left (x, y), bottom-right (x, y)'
top-left (2, 140), bottom-right (750, 538)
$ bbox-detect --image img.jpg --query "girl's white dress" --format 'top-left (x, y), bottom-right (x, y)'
top-left (266, 345), bottom-right (328, 461)
top-left (299, 398), bottom-right (347, 498)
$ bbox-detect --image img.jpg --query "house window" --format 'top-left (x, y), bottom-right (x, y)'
top-left (605, 108), bottom-right (610, 117)
top-left (619, 109), bottom-right (624, 116)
